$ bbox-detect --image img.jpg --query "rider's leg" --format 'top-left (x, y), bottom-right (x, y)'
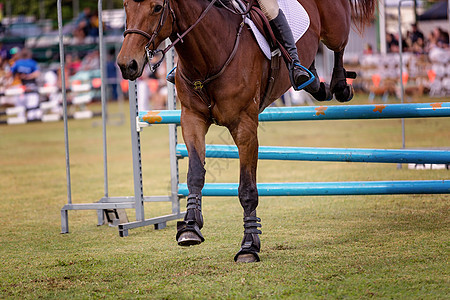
top-left (258, 0), bottom-right (313, 90)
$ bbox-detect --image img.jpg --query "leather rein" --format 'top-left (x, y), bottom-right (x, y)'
top-left (123, 0), bottom-right (222, 72)
top-left (123, 0), bottom-right (251, 124)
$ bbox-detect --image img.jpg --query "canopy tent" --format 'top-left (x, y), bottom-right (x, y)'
top-left (417, 1), bottom-right (448, 20)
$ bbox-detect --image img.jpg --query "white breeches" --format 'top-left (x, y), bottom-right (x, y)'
top-left (257, 0), bottom-right (279, 21)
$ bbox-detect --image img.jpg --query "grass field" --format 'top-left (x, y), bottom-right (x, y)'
top-left (0, 94), bottom-right (449, 299)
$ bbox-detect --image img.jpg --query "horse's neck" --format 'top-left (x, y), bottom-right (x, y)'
top-left (171, 0), bottom-right (240, 78)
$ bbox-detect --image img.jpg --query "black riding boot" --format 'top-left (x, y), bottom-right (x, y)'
top-left (269, 9), bottom-right (313, 91)
top-left (166, 67), bottom-right (176, 84)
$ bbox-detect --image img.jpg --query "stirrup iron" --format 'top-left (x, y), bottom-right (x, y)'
top-left (290, 63), bottom-right (315, 91)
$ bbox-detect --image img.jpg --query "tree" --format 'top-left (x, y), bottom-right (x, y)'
top-left (3, 0), bottom-right (123, 23)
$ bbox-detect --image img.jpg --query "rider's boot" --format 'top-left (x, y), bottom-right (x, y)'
top-left (269, 9), bottom-right (314, 91)
top-left (166, 67), bottom-right (176, 84)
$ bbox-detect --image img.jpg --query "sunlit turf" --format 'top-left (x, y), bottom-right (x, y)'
top-left (0, 93), bottom-right (449, 298)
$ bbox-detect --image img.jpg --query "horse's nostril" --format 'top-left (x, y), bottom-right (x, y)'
top-left (128, 59), bottom-right (138, 73)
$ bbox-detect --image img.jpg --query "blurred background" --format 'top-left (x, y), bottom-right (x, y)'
top-left (0, 0), bottom-right (449, 124)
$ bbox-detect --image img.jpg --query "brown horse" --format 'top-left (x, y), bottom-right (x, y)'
top-left (117, 0), bottom-right (376, 262)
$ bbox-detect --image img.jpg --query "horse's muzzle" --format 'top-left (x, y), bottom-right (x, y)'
top-left (117, 58), bottom-right (142, 81)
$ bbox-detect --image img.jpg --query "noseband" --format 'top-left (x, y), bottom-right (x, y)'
top-left (123, 0), bottom-right (220, 72)
top-left (123, 0), bottom-right (174, 72)
top-left (123, 0), bottom-right (251, 125)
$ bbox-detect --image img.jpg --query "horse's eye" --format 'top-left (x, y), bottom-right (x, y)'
top-left (154, 5), bottom-right (163, 13)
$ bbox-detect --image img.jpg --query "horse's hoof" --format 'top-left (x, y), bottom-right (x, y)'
top-left (177, 231), bottom-right (202, 247)
top-left (311, 82), bottom-right (332, 101)
top-left (335, 85), bottom-right (354, 102)
top-left (235, 253), bottom-right (258, 263)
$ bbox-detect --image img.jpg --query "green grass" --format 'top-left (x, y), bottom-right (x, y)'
top-left (0, 94), bottom-right (449, 299)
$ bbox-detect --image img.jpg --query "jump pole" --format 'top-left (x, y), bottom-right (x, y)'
top-left (59, 0), bottom-right (185, 236)
top-left (138, 102), bottom-right (450, 126)
top-left (179, 181), bottom-right (450, 197)
top-left (138, 102), bottom-right (450, 197)
top-left (176, 144), bottom-right (450, 164)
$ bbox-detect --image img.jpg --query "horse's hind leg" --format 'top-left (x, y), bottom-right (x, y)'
top-left (176, 110), bottom-right (210, 246)
top-left (304, 60), bottom-right (333, 101)
top-left (229, 115), bottom-right (261, 263)
top-left (330, 50), bottom-right (354, 102)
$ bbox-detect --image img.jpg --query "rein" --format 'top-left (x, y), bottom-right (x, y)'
top-left (178, 20), bottom-right (245, 125)
top-left (123, 0), bottom-right (220, 72)
top-left (123, 0), bottom-right (251, 125)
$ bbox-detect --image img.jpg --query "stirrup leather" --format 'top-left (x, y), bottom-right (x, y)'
top-left (176, 194), bottom-right (205, 242)
top-left (234, 216), bottom-right (262, 262)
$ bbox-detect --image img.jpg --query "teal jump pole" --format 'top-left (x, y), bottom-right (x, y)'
top-left (176, 144), bottom-right (450, 164)
top-left (139, 102), bottom-right (450, 125)
top-left (179, 180), bottom-right (450, 197)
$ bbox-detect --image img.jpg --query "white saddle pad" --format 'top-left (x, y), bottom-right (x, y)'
top-left (244, 0), bottom-right (310, 60)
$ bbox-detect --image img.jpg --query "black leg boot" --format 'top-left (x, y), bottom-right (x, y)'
top-left (234, 211), bottom-right (262, 262)
top-left (269, 9), bottom-right (314, 90)
top-left (176, 194), bottom-right (205, 246)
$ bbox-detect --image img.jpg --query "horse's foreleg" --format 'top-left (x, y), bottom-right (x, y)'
top-left (229, 116), bottom-right (261, 263)
top-left (330, 50), bottom-right (354, 102)
top-left (176, 110), bottom-right (210, 246)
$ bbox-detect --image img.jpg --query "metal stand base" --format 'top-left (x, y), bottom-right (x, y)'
top-left (118, 212), bottom-right (186, 237)
top-left (60, 196), bottom-right (182, 235)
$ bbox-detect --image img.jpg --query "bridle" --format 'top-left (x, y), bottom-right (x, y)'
top-left (123, 0), bottom-right (221, 72)
top-left (123, 0), bottom-right (174, 72)
top-left (122, 0), bottom-right (253, 124)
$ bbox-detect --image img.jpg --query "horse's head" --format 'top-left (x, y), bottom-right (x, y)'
top-left (117, 0), bottom-right (174, 80)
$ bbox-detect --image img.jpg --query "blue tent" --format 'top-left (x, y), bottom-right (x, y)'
top-left (417, 1), bottom-right (448, 21)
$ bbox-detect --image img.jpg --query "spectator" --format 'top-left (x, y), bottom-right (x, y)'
top-left (9, 48), bottom-right (41, 120)
top-left (363, 43), bottom-right (373, 55)
top-left (107, 48), bottom-right (118, 101)
top-left (10, 48), bottom-right (40, 86)
top-left (80, 50), bottom-right (100, 71)
top-left (8, 47), bottom-right (20, 65)
top-left (436, 27), bottom-right (449, 48)
top-left (411, 36), bottom-right (425, 55)
top-left (58, 54), bottom-right (77, 89)
top-left (0, 42), bottom-right (7, 60)
top-left (87, 10), bottom-right (101, 39)
top-left (410, 23), bottom-right (424, 45)
top-left (386, 33), bottom-right (399, 53)
top-left (67, 54), bottom-right (81, 75)
top-left (0, 54), bottom-right (12, 93)
top-left (73, 7), bottom-right (92, 43)
top-left (427, 29), bottom-right (449, 63)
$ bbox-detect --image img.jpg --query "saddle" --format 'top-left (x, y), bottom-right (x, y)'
top-left (218, 0), bottom-right (292, 62)
top-left (217, 0), bottom-right (290, 110)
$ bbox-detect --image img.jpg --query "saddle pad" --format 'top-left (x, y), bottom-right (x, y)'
top-left (244, 0), bottom-right (310, 60)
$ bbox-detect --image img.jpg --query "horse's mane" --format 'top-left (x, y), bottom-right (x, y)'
top-left (349, 0), bottom-right (377, 33)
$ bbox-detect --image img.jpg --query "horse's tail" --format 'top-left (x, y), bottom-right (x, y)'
top-left (349, 0), bottom-right (377, 32)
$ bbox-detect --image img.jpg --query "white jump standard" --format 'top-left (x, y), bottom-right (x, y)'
top-left (59, 0), bottom-right (185, 237)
